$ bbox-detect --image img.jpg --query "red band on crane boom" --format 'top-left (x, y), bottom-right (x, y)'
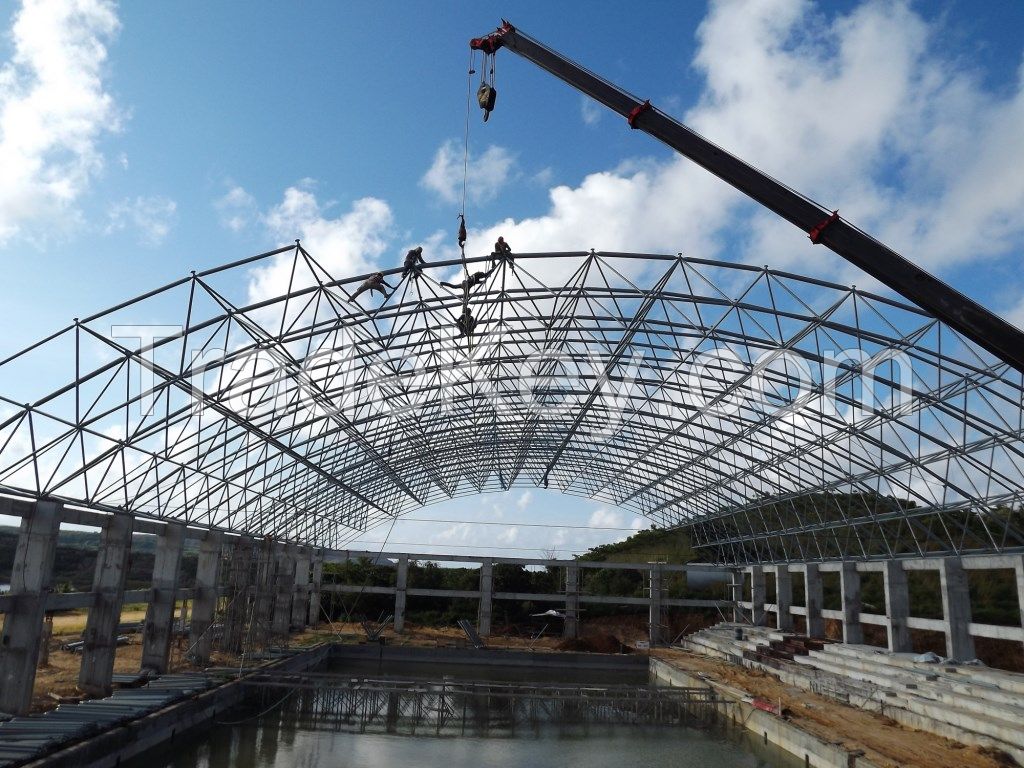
top-left (809, 210), bottom-right (839, 244)
top-left (470, 21), bottom-right (514, 54)
top-left (627, 100), bottom-right (651, 128)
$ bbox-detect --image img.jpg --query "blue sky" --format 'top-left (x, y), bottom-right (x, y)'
top-left (0, 0), bottom-right (1022, 556)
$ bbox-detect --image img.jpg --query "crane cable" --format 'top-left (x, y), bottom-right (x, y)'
top-left (459, 48), bottom-right (476, 351)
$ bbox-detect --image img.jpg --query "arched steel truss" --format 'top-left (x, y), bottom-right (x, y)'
top-left (1, 245), bottom-right (1022, 562)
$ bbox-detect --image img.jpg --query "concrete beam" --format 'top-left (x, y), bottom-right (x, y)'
top-left (939, 557), bottom-right (976, 660)
top-left (189, 531), bottom-right (223, 666)
top-left (79, 512), bottom-right (133, 697)
top-left (141, 522), bottom-right (185, 674)
top-left (564, 566), bottom-right (580, 639)
top-left (271, 543), bottom-right (297, 639)
top-left (0, 500), bottom-right (62, 715)
top-left (394, 554), bottom-right (409, 634)
top-left (307, 550), bottom-right (324, 628)
top-left (883, 560), bottom-right (912, 652)
top-left (775, 565), bottom-right (793, 631)
top-left (478, 558), bottom-right (493, 637)
top-left (291, 547), bottom-right (311, 632)
top-left (222, 536), bottom-right (253, 655)
top-left (840, 561), bottom-right (863, 644)
top-left (804, 563), bottom-right (825, 639)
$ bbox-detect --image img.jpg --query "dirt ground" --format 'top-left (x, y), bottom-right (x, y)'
top-left (653, 647), bottom-right (1016, 768)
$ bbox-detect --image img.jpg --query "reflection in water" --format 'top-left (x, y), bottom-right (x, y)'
top-left (127, 661), bottom-right (802, 768)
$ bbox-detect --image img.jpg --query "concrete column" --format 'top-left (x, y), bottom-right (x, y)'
top-left (883, 560), bottom-right (912, 652)
top-left (750, 565), bottom-right (766, 627)
top-left (564, 566), bottom-right (580, 639)
top-left (79, 512), bottom-right (133, 696)
top-left (189, 530), bottom-right (223, 666)
top-left (141, 522), bottom-right (185, 675)
top-left (271, 543), bottom-right (297, 639)
top-left (775, 565), bottom-right (793, 631)
top-left (477, 558), bottom-right (493, 636)
top-left (729, 569), bottom-right (744, 622)
top-left (222, 536), bottom-right (254, 654)
top-left (307, 550), bottom-right (324, 628)
top-left (1015, 556), bottom-right (1024, 658)
top-left (939, 558), bottom-right (975, 660)
top-left (0, 500), bottom-right (62, 715)
top-left (648, 564), bottom-right (663, 646)
top-left (394, 554), bottom-right (409, 634)
top-left (840, 562), bottom-right (864, 644)
top-left (805, 563), bottom-right (825, 638)
top-left (291, 547), bottom-right (311, 632)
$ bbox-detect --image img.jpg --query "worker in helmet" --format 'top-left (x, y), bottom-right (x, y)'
top-left (456, 307), bottom-right (478, 338)
top-left (403, 246), bottom-right (426, 279)
top-left (441, 265), bottom-right (495, 291)
top-left (349, 272), bottom-right (394, 302)
top-left (491, 236), bottom-right (514, 270)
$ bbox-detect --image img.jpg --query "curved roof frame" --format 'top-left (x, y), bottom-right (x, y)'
top-left (1, 244), bottom-right (1022, 562)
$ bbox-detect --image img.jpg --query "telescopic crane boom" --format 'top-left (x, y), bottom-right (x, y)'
top-left (471, 21), bottom-right (1024, 375)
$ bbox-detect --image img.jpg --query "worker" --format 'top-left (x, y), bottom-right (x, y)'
top-left (402, 246), bottom-right (426, 279)
top-left (349, 272), bottom-right (394, 302)
top-left (491, 236), bottom-right (514, 269)
top-left (456, 307), bottom-right (477, 337)
top-left (440, 266), bottom-right (495, 291)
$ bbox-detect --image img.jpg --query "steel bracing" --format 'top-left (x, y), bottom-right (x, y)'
top-left (1, 245), bottom-right (1023, 562)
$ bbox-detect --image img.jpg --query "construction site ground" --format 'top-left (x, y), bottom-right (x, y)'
top-left (652, 647), bottom-right (1017, 768)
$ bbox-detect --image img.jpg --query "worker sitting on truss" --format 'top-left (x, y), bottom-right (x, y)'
top-left (491, 236), bottom-right (514, 269)
top-left (349, 272), bottom-right (394, 302)
top-left (402, 246), bottom-right (426, 279)
top-left (440, 265), bottom-right (495, 292)
top-left (456, 307), bottom-right (478, 337)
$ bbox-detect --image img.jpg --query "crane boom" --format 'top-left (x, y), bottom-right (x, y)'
top-left (471, 21), bottom-right (1024, 375)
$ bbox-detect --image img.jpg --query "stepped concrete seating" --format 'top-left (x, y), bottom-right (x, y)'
top-left (681, 622), bottom-right (1024, 763)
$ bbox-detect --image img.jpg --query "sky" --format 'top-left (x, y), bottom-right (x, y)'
top-left (0, 0), bottom-right (1022, 557)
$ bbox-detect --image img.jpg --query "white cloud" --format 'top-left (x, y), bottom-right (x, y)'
top-left (516, 490), bottom-right (532, 511)
top-left (580, 97), bottom-right (602, 126)
top-left (247, 182), bottom-right (395, 304)
top-left (105, 195), bottom-right (176, 246)
top-left (0, 0), bottom-right (121, 245)
top-left (421, 139), bottom-right (516, 205)
top-left (588, 508), bottom-right (624, 528)
top-left (215, 185), bottom-right (258, 233)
